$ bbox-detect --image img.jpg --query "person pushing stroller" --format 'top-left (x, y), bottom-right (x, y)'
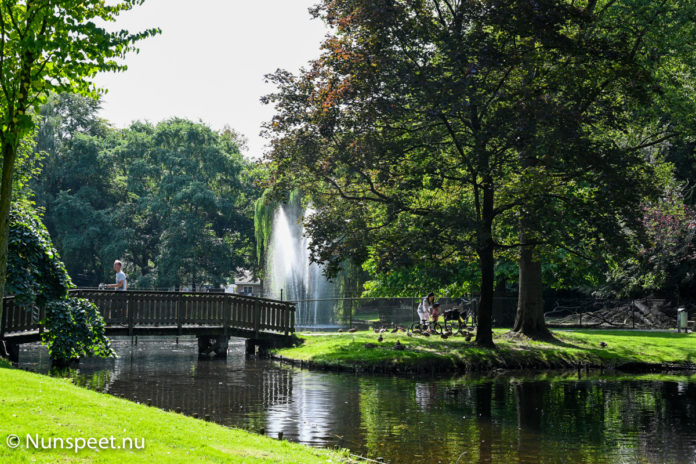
top-left (417, 293), bottom-right (436, 328)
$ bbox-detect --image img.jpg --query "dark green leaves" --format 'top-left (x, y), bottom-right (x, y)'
top-left (41, 298), bottom-right (115, 363)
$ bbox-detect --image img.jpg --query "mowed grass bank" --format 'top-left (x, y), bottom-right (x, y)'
top-left (272, 329), bottom-right (696, 374)
top-left (0, 365), bottom-right (350, 463)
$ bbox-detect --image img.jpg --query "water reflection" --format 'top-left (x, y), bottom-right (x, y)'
top-left (17, 337), bottom-right (696, 464)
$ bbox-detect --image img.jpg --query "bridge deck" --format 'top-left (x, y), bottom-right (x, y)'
top-left (1, 290), bottom-right (295, 344)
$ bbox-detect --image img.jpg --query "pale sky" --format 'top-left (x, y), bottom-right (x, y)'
top-left (93, 0), bottom-right (328, 159)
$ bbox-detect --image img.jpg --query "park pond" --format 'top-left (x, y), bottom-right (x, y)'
top-left (17, 336), bottom-right (696, 464)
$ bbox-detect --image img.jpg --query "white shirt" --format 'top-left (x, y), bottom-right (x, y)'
top-left (115, 271), bottom-right (127, 291)
top-left (418, 296), bottom-right (433, 315)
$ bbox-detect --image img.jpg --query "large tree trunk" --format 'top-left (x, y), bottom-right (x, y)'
top-left (0, 139), bottom-right (17, 355)
top-left (476, 183), bottom-right (495, 348)
top-left (476, 245), bottom-right (495, 347)
top-left (513, 134), bottom-right (552, 340)
top-left (512, 220), bottom-right (552, 339)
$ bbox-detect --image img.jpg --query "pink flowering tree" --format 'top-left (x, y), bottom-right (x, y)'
top-left (608, 188), bottom-right (696, 299)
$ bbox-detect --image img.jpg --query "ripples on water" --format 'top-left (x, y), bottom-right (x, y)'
top-left (17, 337), bottom-right (696, 464)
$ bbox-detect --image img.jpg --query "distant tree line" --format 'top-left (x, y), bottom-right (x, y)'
top-left (31, 93), bottom-right (263, 290)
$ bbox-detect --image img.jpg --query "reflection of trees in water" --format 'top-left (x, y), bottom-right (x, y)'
top-left (476, 382), bottom-right (493, 464)
top-left (32, 339), bottom-right (696, 464)
top-left (51, 368), bottom-right (113, 392)
top-left (635, 381), bottom-right (696, 463)
top-left (358, 377), bottom-right (480, 463)
top-left (264, 371), bottom-right (363, 446)
top-left (514, 381), bottom-right (547, 464)
top-left (356, 376), bottom-right (696, 464)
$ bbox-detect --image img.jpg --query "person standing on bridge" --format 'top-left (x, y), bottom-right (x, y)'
top-left (103, 260), bottom-right (127, 291)
top-left (100, 260), bottom-right (128, 324)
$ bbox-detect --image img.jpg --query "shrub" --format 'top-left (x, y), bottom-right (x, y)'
top-left (41, 298), bottom-right (115, 365)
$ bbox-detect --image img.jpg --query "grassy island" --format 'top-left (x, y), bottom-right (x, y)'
top-left (0, 363), bottom-right (350, 463)
top-left (271, 329), bottom-right (696, 374)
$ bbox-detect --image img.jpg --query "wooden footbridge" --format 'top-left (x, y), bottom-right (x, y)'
top-left (0, 290), bottom-right (296, 362)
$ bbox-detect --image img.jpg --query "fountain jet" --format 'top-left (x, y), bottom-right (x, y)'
top-left (266, 205), bottom-right (336, 327)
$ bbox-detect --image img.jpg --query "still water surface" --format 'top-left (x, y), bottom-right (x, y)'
top-left (17, 336), bottom-right (696, 464)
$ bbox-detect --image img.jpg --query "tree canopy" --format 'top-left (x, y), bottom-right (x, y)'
top-left (0, 0), bottom-right (157, 330)
top-left (262, 0), bottom-right (696, 345)
top-left (31, 95), bottom-right (262, 289)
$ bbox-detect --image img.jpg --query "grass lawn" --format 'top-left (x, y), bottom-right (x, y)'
top-left (0, 364), bottom-right (350, 463)
top-left (272, 329), bottom-right (696, 373)
top-left (351, 312), bottom-right (380, 322)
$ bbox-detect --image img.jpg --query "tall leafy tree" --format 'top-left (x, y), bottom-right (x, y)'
top-left (31, 94), bottom-right (118, 284)
top-left (129, 119), bottom-right (256, 289)
top-left (32, 109), bottom-right (261, 289)
top-left (263, 0), bottom-right (695, 345)
top-left (508, 0), bottom-right (696, 337)
top-left (0, 0), bottom-right (157, 328)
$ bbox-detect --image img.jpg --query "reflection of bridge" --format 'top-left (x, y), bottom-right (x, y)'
top-left (0, 290), bottom-right (296, 362)
top-left (107, 361), bottom-right (295, 425)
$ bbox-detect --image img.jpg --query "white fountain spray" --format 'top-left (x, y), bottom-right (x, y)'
top-left (266, 204), bottom-right (336, 327)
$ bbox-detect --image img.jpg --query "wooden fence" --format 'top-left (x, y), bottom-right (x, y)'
top-left (1, 290), bottom-right (295, 338)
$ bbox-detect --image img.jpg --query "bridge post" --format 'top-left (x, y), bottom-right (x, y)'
top-left (284, 304), bottom-right (289, 336)
top-left (177, 293), bottom-right (183, 335)
top-left (245, 339), bottom-right (256, 355)
top-left (197, 336), bottom-right (213, 357)
top-left (1, 296), bottom-right (11, 339)
top-left (213, 335), bottom-right (228, 357)
top-left (127, 293), bottom-right (134, 339)
top-left (197, 335), bottom-right (229, 358)
top-left (253, 300), bottom-right (260, 338)
top-left (223, 297), bottom-right (230, 337)
top-left (290, 303), bottom-right (295, 333)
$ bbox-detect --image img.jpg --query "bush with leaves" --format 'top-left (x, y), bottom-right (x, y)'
top-left (6, 203), bottom-right (114, 363)
top-left (6, 203), bottom-right (73, 307)
top-left (41, 298), bottom-right (114, 365)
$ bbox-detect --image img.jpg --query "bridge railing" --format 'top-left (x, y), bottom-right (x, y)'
top-left (1, 290), bottom-right (295, 338)
top-left (0, 296), bottom-right (45, 338)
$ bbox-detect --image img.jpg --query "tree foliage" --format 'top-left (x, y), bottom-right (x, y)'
top-left (32, 97), bottom-right (262, 289)
top-left (7, 202), bottom-right (114, 364)
top-left (262, 0), bottom-right (696, 345)
top-left (7, 203), bottom-right (73, 307)
top-left (607, 186), bottom-right (696, 300)
top-left (41, 297), bottom-right (113, 365)
top-left (0, 0), bottom-right (157, 330)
